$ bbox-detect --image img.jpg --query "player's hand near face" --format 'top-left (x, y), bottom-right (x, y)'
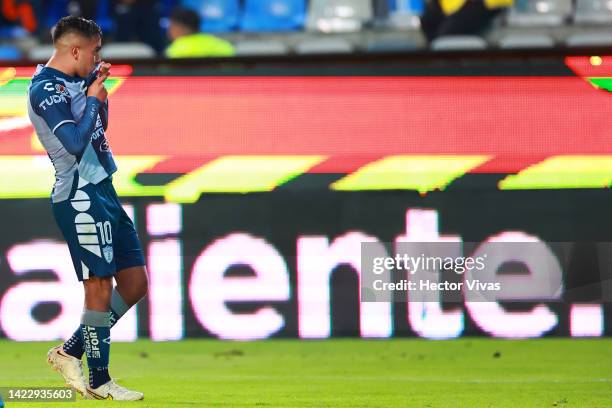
top-left (87, 62), bottom-right (109, 103)
top-left (87, 75), bottom-right (108, 102)
top-left (97, 62), bottom-right (111, 78)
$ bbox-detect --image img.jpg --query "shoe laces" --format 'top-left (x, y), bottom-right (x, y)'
top-left (107, 380), bottom-right (129, 394)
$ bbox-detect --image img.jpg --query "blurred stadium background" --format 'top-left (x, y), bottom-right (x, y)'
top-left (0, 0), bottom-right (611, 57)
top-left (0, 1), bottom-right (611, 406)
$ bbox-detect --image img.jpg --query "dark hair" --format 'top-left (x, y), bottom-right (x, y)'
top-left (51, 16), bottom-right (102, 43)
top-left (169, 7), bottom-right (201, 33)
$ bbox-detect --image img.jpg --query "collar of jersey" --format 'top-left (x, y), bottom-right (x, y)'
top-left (38, 64), bottom-right (84, 83)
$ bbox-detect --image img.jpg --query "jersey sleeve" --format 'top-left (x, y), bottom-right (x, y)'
top-left (30, 79), bottom-right (102, 156)
top-left (99, 99), bottom-right (108, 131)
top-left (53, 97), bottom-right (101, 156)
top-left (85, 68), bottom-right (108, 130)
top-left (30, 79), bottom-right (75, 133)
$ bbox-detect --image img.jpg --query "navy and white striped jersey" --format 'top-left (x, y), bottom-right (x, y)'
top-left (27, 64), bottom-right (117, 203)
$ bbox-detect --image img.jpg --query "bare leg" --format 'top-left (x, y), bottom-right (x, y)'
top-left (114, 265), bottom-right (149, 307)
top-left (83, 276), bottom-right (113, 311)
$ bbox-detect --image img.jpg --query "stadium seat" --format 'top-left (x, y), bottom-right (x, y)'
top-left (28, 44), bottom-right (55, 61)
top-left (45, 0), bottom-right (113, 32)
top-left (240, 0), bottom-right (306, 32)
top-left (387, 0), bottom-right (424, 29)
top-left (234, 39), bottom-right (290, 55)
top-left (181, 0), bottom-right (240, 32)
top-left (45, 0), bottom-right (69, 30)
top-left (506, 0), bottom-right (573, 26)
top-left (0, 45), bottom-right (22, 61)
top-left (498, 34), bottom-right (555, 49)
top-left (295, 37), bottom-right (354, 54)
top-left (431, 35), bottom-right (487, 50)
top-left (306, 0), bottom-right (374, 32)
top-left (161, 0), bottom-right (181, 17)
top-left (95, 0), bottom-right (114, 32)
top-left (101, 42), bottom-right (157, 59)
top-left (0, 26), bottom-right (30, 40)
top-left (365, 37), bottom-right (421, 52)
top-left (574, 0), bottom-right (612, 24)
top-left (566, 32), bottom-right (612, 47)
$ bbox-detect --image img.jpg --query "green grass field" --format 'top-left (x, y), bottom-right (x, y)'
top-left (1, 339), bottom-right (611, 407)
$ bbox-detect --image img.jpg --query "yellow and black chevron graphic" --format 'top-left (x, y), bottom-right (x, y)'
top-left (0, 155), bottom-right (609, 203)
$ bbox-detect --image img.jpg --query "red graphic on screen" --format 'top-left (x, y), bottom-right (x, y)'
top-left (2, 64), bottom-right (610, 174)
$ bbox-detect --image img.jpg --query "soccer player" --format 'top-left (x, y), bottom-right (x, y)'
top-left (27, 16), bottom-right (148, 401)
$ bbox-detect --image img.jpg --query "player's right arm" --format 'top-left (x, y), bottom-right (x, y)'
top-left (30, 76), bottom-right (107, 156)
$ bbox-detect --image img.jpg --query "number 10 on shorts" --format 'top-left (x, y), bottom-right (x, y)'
top-left (96, 221), bottom-right (112, 245)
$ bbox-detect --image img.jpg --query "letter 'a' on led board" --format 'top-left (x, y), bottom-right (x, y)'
top-left (189, 233), bottom-right (290, 340)
top-left (1, 241), bottom-right (82, 341)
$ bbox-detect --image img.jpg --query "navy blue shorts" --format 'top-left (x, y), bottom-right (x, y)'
top-left (52, 176), bottom-right (145, 281)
